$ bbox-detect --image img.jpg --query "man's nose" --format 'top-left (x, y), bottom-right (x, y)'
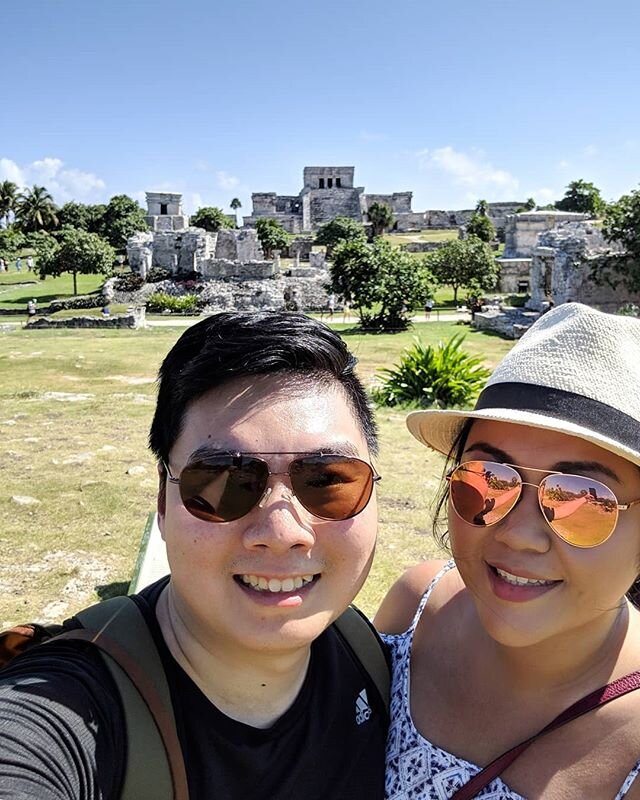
top-left (243, 482), bottom-right (316, 551)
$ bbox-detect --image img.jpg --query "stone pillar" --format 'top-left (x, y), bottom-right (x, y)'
top-left (140, 248), bottom-right (151, 281)
top-left (273, 250), bottom-right (281, 273)
top-left (294, 250), bottom-right (301, 268)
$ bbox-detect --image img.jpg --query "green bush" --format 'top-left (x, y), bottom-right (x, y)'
top-left (371, 333), bottom-right (491, 408)
top-left (146, 292), bottom-right (200, 314)
top-left (114, 273), bottom-right (144, 292)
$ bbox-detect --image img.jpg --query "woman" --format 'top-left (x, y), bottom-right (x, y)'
top-left (376, 303), bottom-right (640, 799)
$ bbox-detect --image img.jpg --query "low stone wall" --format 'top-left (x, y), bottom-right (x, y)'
top-left (400, 241), bottom-right (446, 253)
top-left (26, 313), bottom-right (142, 329)
top-left (472, 307), bottom-right (540, 339)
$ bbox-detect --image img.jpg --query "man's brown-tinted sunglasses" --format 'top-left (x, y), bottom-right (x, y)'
top-left (163, 452), bottom-right (381, 523)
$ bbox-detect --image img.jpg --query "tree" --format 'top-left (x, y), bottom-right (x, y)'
top-left (466, 213), bottom-right (495, 243)
top-left (426, 236), bottom-right (499, 303)
top-left (36, 228), bottom-right (116, 295)
top-left (0, 181), bottom-right (20, 228)
top-left (367, 202), bottom-right (394, 237)
top-left (230, 198), bottom-right (242, 227)
top-left (190, 206), bottom-right (231, 233)
top-left (555, 179), bottom-right (605, 217)
top-left (255, 218), bottom-right (290, 259)
top-left (315, 216), bottom-right (366, 255)
top-left (100, 195), bottom-right (148, 250)
top-left (0, 228), bottom-right (27, 262)
top-left (58, 201), bottom-right (107, 233)
top-left (16, 185), bottom-right (59, 232)
top-left (329, 238), bottom-right (431, 331)
top-left (524, 197), bottom-right (536, 211)
top-left (602, 188), bottom-right (640, 291)
top-left (475, 199), bottom-right (489, 217)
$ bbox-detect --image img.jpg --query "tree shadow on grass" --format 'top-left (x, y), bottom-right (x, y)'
top-left (96, 581), bottom-right (130, 600)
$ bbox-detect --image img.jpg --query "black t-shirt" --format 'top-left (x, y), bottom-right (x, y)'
top-left (0, 579), bottom-right (387, 800)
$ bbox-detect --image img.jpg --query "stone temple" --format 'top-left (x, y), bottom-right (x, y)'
top-left (243, 166), bottom-right (415, 233)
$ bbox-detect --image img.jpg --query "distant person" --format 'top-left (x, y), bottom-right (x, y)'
top-left (0, 257), bottom-right (5, 272)
top-left (328, 292), bottom-right (336, 318)
top-left (26, 255), bottom-right (33, 271)
top-left (424, 297), bottom-right (434, 320)
top-left (15, 257), bottom-right (21, 273)
top-left (101, 304), bottom-right (111, 317)
top-left (26, 299), bottom-right (37, 318)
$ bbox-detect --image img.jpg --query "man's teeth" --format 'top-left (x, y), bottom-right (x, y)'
top-left (495, 567), bottom-right (555, 587)
top-left (240, 574), bottom-right (315, 593)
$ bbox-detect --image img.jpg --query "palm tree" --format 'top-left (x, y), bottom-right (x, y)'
top-left (475, 199), bottom-right (489, 217)
top-left (367, 202), bottom-right (394, 237)
top-left (230, 197), bottom-right (242, 227)
top-left (0, 181), bottom-right (19, 228)
top-left (16, 185), bottom-right (59, 232)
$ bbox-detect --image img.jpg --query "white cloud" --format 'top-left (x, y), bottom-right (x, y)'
top-left (417, 146), bottom-right (519, 199)
top-left (0, 156), bottom-right (105, 203)
top-left (557, 159), bottom-right (571, 169)
top-left (582, 144), bottom-right (598, 158)
top-left (216, 170), bottom-right (240, 191)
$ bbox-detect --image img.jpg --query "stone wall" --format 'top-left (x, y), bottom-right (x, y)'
top-left (27, 312), bottom-right (143, 329)
top-left (199, 259), bottom-right (274, 280)
top-left (503, 211), bottom-right (589, 257)
top-left (303, 167), bottom-right (355, 189)
top-left (527, 222), bottom-right (637, 312)
top-left (400, 240), bottom-right (447, 253)
top-left (363, 193), bottom-right (413, 214)
top-left (308, 188), bottom-right (363, 227)
top-left (496, 258), bottom-right (533, 293)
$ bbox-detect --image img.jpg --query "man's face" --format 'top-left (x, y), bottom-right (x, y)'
top-left (157, 375), bottom-right (378, 656)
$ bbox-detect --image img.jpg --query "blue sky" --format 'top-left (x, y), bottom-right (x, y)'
top-left (3, 0), bottom-right (639, 215)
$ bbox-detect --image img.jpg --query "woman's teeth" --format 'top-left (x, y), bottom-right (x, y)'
top-left (240, 574), bottom-right (315, 593)
top-left (495, 567), bottom-right (556, 587)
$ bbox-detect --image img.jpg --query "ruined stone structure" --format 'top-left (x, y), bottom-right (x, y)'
top-left (145, 192), bottom-right (189, 231)
top-left (503, 210), bottom-right (589, 258)
top-left (244, 166), bottom-right (414, 232)
top-left (527, 222), bottom-right (637, 312)
top-left (125, 192), bottom-right (334, 313)
top-left (244, 166), bottom-right (524, 234)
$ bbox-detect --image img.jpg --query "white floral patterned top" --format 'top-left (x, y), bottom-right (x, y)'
top-left (382, 561), bottom-right (640, 799)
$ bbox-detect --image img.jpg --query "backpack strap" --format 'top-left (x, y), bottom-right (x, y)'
top-left (333, 605), bottom-right (391, 718)
top-left (59, 595), bottom-right (189, 800)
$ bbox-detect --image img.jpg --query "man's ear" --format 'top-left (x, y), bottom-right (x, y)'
top-left (156, 462), bottom-right (167, 541)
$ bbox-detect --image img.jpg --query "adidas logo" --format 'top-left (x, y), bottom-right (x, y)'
top-left (355, 688), bottom-right (372, 725)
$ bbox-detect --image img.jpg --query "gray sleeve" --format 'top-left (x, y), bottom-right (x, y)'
top-left (0, 643), bottom-right (125, 800)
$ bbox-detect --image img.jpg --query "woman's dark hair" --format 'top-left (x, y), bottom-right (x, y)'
top-left (432, 418), bottom-right (640, 607)
top-left (149, 311), bottom-right (377, 464)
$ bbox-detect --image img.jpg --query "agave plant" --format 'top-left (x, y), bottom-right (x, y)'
top-left (371, 333), bottom-right (491, 409)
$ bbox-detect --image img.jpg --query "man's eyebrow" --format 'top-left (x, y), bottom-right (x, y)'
top-left (189, 442), bottom-right (362, 460)
top-left (463, 443), bottom-right (621, 483)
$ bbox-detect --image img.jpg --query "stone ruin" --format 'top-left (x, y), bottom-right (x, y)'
top-left (122, 193), bottom-right (333, 313)
top-left (474, 220), bottom-right (639, 338)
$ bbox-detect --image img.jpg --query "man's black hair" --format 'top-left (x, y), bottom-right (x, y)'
top-left (149, 311), bottom-right (378, 464)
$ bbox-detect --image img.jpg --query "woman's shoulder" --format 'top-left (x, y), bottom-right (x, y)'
top-left (374, 559), bottom-right (462, 635)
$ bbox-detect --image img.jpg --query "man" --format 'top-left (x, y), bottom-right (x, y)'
top-left (0, 311), bottom-right (386, 799)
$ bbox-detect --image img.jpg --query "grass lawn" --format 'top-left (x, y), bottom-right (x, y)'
top-left (0, 272), bottom-right (105, 309)
top-left (0, 321), bottom-right (514, 625)
top-left (384, 230), bottom-right (459, 245)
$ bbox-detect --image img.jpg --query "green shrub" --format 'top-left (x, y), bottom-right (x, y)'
top-left (146, 266), bottom-right (171, 283)
top-left (371, 333), bottom-right (491, 408)
top-left (146, 292), bottom-right (200, 314)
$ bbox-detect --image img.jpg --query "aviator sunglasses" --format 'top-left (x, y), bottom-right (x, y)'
top-left (163, 452), bottom-right (381, 523)
top-left (448, 460), bottom-right (640, 548)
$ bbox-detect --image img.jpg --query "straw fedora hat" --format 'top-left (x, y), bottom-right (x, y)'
top-left (406, 303), bottom-right (640, 466)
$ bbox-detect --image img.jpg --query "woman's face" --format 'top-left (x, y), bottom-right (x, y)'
top-left (449, 419), bottom-right (640, 648)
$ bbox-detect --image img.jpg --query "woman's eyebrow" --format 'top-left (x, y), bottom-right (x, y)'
top-left (463, 441), bottom-right (512, 463)
top-left (552, 460), bottom-right (620, 482)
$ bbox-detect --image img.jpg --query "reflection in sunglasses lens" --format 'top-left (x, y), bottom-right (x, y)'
top-left (540, 475), bottom-right (618, 547)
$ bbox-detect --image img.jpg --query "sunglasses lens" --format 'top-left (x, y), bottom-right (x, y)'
top-left (178, 457), bottom-right (269, 522)
top-left (450, 461), bottom-right (521, 526)
top-left (539, 475), bottom-right (618, 547)
top-left (290, 456), bottom-right (375, 520)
